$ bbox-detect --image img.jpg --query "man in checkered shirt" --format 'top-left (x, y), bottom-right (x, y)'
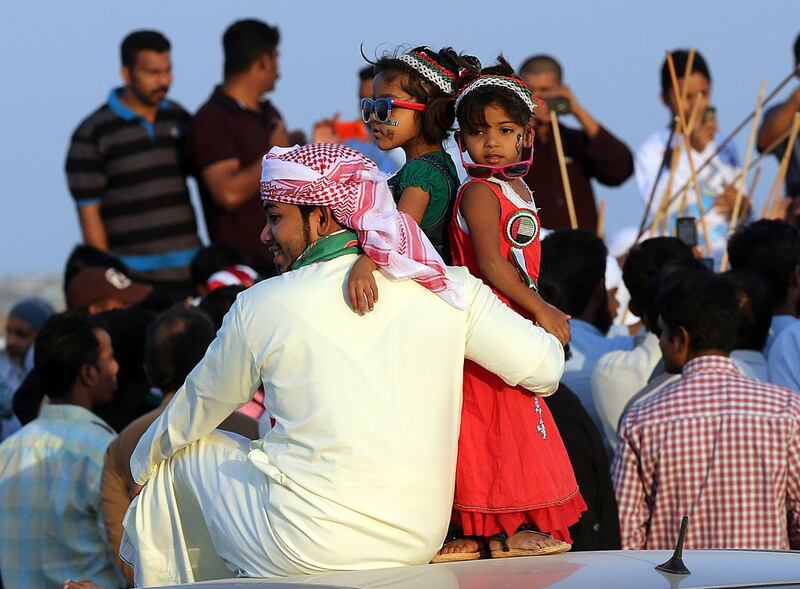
top-left (0, 313), bottom-right (123, 589)
top-left (613, 271), bottom-right (800, 550)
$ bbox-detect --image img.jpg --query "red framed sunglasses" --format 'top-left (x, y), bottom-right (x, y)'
top-left (361, 97), bottom-right (427, 124)
top-left (456, 129), bottom-right (534, 180)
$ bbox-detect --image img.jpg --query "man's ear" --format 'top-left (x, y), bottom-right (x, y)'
top-left (121, 65), bottom-right (132, 87)
top-left (78, 363), bottom-right (97, 388)
top-left (674, 325), bottom-right (691, 358)
top-left (317, 206), bottom-right (340, 234)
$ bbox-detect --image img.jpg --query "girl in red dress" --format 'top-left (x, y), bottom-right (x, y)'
top-left (435, 57), bottom-right (586, 561)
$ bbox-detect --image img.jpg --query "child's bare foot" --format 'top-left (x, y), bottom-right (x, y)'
top-left (439, 537), bottom-right (481, 554)
top-left (430, 537), bottom-right (483, 563)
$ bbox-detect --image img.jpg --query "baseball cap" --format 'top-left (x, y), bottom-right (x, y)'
top-left (66, 267), bottom-right (153, 310)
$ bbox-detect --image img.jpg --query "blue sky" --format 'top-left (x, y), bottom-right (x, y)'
top-left (0, 0), bottom-right (797, 275)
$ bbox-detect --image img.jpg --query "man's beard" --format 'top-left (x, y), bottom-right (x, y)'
top-left (592, 301), bottom-right (614, 335)
top-left (131, 83), bottom-right (169, 107)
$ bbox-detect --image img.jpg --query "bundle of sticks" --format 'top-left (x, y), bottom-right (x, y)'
top-left (627, 54), bottom-right (800, 268)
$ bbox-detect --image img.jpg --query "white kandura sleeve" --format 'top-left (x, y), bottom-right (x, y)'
top-left (130, 298), bottom-right (263, 485)
top-left (462, 274), bottom-right (564, 396)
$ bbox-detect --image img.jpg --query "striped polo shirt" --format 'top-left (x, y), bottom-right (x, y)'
top-left (65, 88), bottom-right (201, 288)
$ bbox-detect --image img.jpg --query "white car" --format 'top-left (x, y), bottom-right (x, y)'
top-left (155, 549), bottom-right (800, 589)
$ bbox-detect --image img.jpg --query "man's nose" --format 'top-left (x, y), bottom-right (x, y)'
top-left (260, 223), bottom-right (272, 244)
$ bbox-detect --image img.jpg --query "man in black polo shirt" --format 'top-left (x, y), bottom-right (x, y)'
top-left (65, 30), bottom-right (201, 296)
top-left (185, 19), bottom-right (290, 277)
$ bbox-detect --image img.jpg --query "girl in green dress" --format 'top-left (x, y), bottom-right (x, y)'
top-left (348, 46), bottom-right (462, 314)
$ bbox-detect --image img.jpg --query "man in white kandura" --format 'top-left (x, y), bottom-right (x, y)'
top-left (121, 144), bottom-right (565, 586)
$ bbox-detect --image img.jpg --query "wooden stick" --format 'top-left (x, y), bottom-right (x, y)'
top-left (597, 199), bottom-right (606, 238)
top-left (761, 113), bottom-right (800, 218)
top-left (747, 165), bottom-right (762, 199)
top-left (720, 81), bottom-right (767, 272)
top-left (663, 64), bottom-right (800, 211)
top-left (666, 51), bottom-right (711, 256)
top-left (550, 110), bottom-right (578, 229)
top-left (676, 99), bottom-right (705, 218)
top-left (770, 191), bottom-right (786, 220)
top-left (650, 142), bottom-right (684, 237)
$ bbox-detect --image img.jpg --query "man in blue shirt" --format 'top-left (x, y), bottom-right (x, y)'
top-left (540, 230), bottom-right (635, 434)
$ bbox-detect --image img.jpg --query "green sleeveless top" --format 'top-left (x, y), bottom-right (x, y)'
top-left (388, 150), bottom-right (460, 263)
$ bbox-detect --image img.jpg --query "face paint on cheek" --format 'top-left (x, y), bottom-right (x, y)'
top-left (515, 133), bottom-right (522, 151)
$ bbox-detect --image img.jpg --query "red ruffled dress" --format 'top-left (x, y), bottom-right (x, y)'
top-left (449, 177), bottom-right (586, 542)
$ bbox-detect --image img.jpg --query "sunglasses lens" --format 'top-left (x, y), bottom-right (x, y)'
top-left (503, 164), bottom-right (529, 178)
top-left (360, 99), bottom-right (372, 124)
top-left (467, 165), bottom-right (493, 180)
top-left (375, 99), bottom-right (391, 123)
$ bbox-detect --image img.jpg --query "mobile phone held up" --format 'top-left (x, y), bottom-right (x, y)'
top-left (676, 217), bottom-right (698, 249)
top-left (545, 97), bottom-right (570, 116)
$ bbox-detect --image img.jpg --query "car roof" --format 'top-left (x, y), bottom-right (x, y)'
top-left (155, 549), bottom-right (800, 589)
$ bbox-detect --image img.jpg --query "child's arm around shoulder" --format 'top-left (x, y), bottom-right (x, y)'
top-left (347, 255), bottom-right (380, 316)
top-left (460, 181), bottom-right (570, 345)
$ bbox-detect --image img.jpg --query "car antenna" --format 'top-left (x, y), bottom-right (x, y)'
top-left (655, 515), bottom-right (691, 576)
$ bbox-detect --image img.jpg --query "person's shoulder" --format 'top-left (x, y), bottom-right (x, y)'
top-left (161, 99), bottom-right (191, 120)
top-left (71, 103), bottom-right (117, 141)
top-left (771, 319), bottom-right (800, 353)
top-left (259, 98), bottom-right (284, 121)
top-left (235, 257), bottom-right (356, 309)
top-left (110, 406), bottom-right (162, 456)
top-left (636, 127), bottom-right (667, 152)
top-left (460, 178), bottom-right (498, 201)
top-left (734, 370), bottom-right (800, 411)
top-left (622, 374), bottom-right (684, 425)
top-left (189, 93), bottom-right (226, 124)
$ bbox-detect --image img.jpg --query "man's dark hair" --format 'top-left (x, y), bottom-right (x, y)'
top-left (725, 270), bottom-right (773, 352)
top-left (190, 244), bottom-right (246, 291)
top-left (198, 285), bottom-right (246, 331)
top-left (144, 307), bottom-right (215, 394)
top-left (358, 65), bottom-right (374, 82)
top-left (656, 272), bottom-right (739, 355)
top-left (794, 33), bottom-right (800, 65)
top-left (540, 230), bottom-right (607, 317)
top-left (660, 49), bottom-right (711, 97)
top-left (120, 30), bottom-right (170, 69)
top-left (518, 54), bottom-right (563, 83)
top-left (223, 19), bottom-right (280, 78)
top-left (622, 237), bottom-right (694, 320)
top-left (34, 312), bottom-right (102, 399)
top-left (64, 245), bottom-right (130, 298)
top-left (727, 219), bottom-right (800, 310)
top-left (456, 55), bottom-right (532, 134)
top-left (649, 257), bottom-right (712, 336)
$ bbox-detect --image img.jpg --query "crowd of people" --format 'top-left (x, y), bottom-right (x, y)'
top-left (0, 16), bottom-right (799, 589)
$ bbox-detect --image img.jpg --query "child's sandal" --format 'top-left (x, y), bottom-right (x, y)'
top-left (489, 530), bottom-right (571, 558)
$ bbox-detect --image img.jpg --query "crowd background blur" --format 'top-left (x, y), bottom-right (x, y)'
top-left (1, 2), bottom-right (800, 587)
top-left (1, 0), bottom-right (798, 280)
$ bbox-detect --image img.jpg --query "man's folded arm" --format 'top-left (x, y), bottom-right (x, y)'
top-left (463, 274), bottom-right (565, 396)
top-left (130, 299), bottom-right (262, 485)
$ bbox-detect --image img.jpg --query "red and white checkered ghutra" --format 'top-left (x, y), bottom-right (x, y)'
top-left (613, 355), bottom-right (800, 550)
top-left (260, 144), bottom-right (465, 309)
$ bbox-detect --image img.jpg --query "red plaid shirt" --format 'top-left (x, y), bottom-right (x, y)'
top-left (613, 355), bottom-right (800, 550)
